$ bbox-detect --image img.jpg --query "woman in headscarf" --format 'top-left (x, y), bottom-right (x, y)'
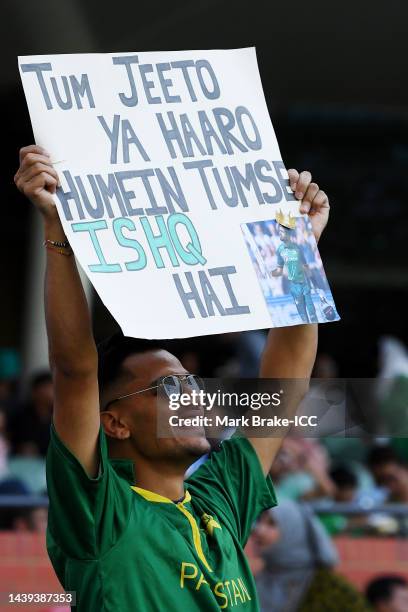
top-left (247, 499), bottom-right (369, 611)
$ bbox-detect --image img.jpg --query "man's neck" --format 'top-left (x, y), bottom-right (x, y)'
top-left (133, 457), bottom-right (187, 502)
top-left (108, 439), bottom-right (192, 501)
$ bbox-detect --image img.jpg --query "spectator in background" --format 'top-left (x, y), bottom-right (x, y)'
top-left (247, 499), bottom-right (368, 612)
top-left (0, 404), bottom-right (29, 495)
top-left (7, 371), bottom-right (53, 456)
top-left (270, 437), bottom-right (335, 501)
top-left (330, 465), bottom-right (358, 503)
top-left (368, 446), bottom-right (408, 503)
top-left (247, 500), bottom-right (338, 611)
top-left (0, 401), bottom-right (47, 495)
top-left (376, 337), bottom-right (408, 459)
top-left (0, 406), bottom-right (10, 480)
top-left (0, 505), bottom-right (47, 532)
top-left (319, 466), bottom-right (367, 536)
top-left (12, 506), bottom-right (48, 533)
top-left (0, 348), bottom-right (20, 409)
top-left (366, 576), bottom-right (408, 612)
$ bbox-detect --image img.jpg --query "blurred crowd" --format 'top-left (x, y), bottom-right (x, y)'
top-left (1, 333), bottom-right (408, 611)
top-left (0, 350), bottom-right (51, 531)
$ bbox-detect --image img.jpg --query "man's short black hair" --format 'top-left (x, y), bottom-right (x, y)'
top-left (367, 445), bottom-right (402, 469)
top-left (97, 332), bottom-right (167, 396)
top-left (330, 465), bottom-right (358, 489)
top-left (366, 575), bottom-right (408, 605)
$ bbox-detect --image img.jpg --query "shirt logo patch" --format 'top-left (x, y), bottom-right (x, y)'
top-left (201, 513), bottom-right (221, 536)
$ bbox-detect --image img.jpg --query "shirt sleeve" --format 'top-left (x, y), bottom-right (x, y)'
top-left (46, 423), bottom-right (132, 559)
top-left (185, 437), bottom-right (277, 547)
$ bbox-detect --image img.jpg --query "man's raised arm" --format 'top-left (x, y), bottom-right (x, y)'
top-left (248, 169), bottom-right (330, 475)
top-left (15, 145), bottom-right (100, 476)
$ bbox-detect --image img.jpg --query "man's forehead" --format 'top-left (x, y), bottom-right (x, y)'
top-left (122, 349), bottom-right (186, 381)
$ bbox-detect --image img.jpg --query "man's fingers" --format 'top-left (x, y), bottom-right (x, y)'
top-left (311, 189), bottom-right (330, 211)
top-left (294, 171), bottom-right (312, 200)
top-left (40, 173), bottom-right (58, 195)
top-left (19, 152), bottom-right (54, 172)
top-left (300, 182), bottom-right (320, 214)
top-left (33, 172), bottom-right (58, 196)
top-left (19, 172), bottom-right (58, 197)
top-left (309, 190), bottom-right (330, 218)
top-left (287, 168), bottom-right (299, 192)
top-left (19, 145), bottom-right (50, 164)
top-left (15, 162), bottom-right (59, 186)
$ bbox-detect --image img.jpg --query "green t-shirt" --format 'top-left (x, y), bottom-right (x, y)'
top-left (46, 425), bottom-right (276, 611)
top-left (277, 243), bottom-right (306, 283)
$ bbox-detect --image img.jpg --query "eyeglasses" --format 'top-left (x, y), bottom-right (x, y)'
top-left (103, 374), bottom-right (205, 410)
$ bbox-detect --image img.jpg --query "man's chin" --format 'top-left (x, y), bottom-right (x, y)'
top-left (177, 434), bottom-right (211, 457)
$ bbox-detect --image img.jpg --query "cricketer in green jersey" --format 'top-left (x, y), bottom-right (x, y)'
top-left (15, 148), bottom-right (330, 611)
top-left (273, 225), bottom-right (318, 324)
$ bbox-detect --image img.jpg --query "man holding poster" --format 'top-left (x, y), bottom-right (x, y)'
top-left (15, 141), bottom-right (329, 611)
top-left (15, 48), bottom-right (336, 611)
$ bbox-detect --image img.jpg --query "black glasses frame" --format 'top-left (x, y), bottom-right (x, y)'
top-left (102, 374), bottom-right (204, 411)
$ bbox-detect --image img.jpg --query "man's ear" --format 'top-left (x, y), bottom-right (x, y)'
top-left (100, 411), bottom-right (131, 440)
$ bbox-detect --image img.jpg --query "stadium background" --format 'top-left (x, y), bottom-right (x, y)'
top-left (1, 1), bottom-right (407, 610)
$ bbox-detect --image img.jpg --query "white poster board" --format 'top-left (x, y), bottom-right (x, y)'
top-left (19, 48), bottom-right (339, 338)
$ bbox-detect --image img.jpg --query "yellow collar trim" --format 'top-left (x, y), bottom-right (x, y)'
top-left (176, 503), bottom-right (213, 573)
top-left (131, 486), bottom-right (191, 505)
top-left (130, 486), bottom-right (212, 572)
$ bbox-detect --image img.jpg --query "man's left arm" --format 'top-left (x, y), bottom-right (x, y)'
top-left (248, 168), bottom-right (330, 475)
